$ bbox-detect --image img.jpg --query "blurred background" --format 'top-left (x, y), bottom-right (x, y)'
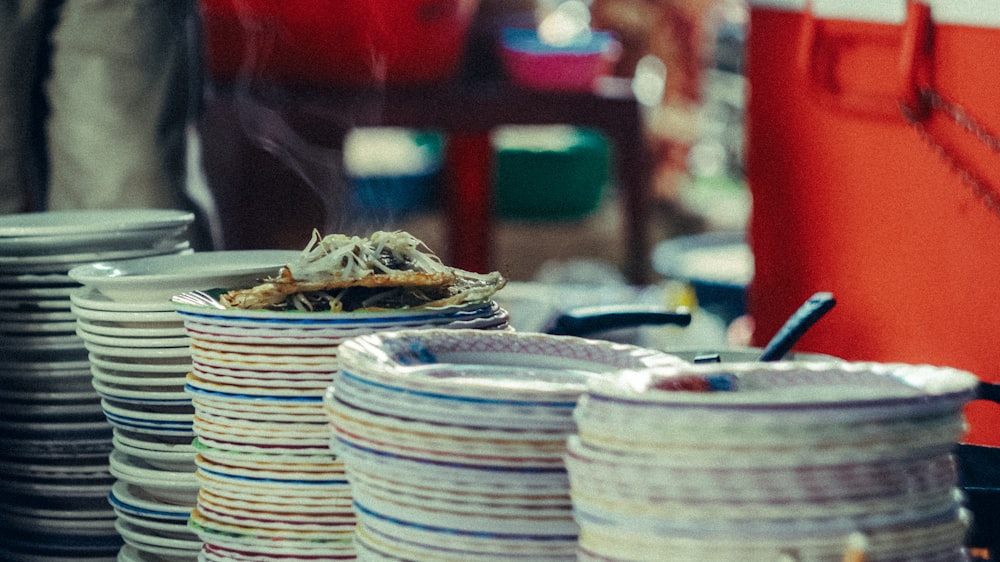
top-left (192, 0), bottom-right (750, 281)
top-left (184, 0), bottom-right (755, 357)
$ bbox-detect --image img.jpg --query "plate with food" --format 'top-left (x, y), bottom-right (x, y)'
top-left (171, 230), bottom-right (507, 323)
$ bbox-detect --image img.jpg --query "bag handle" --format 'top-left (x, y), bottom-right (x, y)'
top-left (797, 0), bottom-right (932, 119)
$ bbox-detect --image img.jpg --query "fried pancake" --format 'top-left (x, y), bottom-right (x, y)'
top-left (220, 230), bottom-right (504, 311)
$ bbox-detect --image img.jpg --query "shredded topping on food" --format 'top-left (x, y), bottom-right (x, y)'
top-left (220, 230), bottom-right (505, 312)
top-left (285, 230), bottom-right (449, 282)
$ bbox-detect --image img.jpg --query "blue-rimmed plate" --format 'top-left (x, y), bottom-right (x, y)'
top-left (172, 288), bottom-right (499, 325)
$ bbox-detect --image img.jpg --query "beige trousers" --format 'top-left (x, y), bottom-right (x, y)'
top-left (0, 0), bottom-right (196, 216)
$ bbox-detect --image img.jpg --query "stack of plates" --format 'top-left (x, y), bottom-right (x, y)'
top-left (0, 209), bottom-right (195, 561)
top-left (171, 296), bottom-right (512, 561)
top-left (567, 361), bottom-right (981, 561)
top-left (67, 250), bottom-right (299, 561)
top-left (326, 329), bottom-right (682, 561)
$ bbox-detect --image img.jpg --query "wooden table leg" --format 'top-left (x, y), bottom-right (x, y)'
top-left (616, 133), bottom-right (653, 285)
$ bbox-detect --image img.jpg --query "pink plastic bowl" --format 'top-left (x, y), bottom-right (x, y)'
top-left (499, 27), bottom-right (620, 93)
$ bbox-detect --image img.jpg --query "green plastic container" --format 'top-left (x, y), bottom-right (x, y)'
top-left (493, 126), bottom-right (610, 221)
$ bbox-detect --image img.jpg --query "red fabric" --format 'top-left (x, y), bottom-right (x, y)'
top-left (444, 132), bottom-right (494, 274)
top-left (199, 0), bottom-right (478, 86)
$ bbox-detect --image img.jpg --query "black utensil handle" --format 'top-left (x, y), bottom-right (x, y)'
top-left (759, 292), bottom-right (836, 362)
top-left (546, 304), bottom-right (692, 337)
top-left (978, 381), bottom-right (1000, 404)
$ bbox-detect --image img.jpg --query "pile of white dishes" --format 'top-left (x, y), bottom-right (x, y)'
top-left (0, 209), bottom-right (195, 561)
top-left (567, 361), bottom-right (981, 562)
top-left (326, 329), bottom-right (683, 562)
top-left (67, 250), bottom-right (300, 562)
top-left (171, 295), bottom-right (511, 561)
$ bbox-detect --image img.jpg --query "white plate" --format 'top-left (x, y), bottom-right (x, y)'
top-left (191, 352), bottom-right (338, 374)
top-left (70, 287), bottom-right (176, 313)
top-left (75, 327), bottom-right (190, 349)
top-left (194, 454), bottom-right (345, 484)
top-left (186, 373), bottom-right (327, 398)
top-left (0, 295), bottom-right (72, 310)
top-left (194, 432), bottom-right (329, 457)
top-left (325, 395), bottom-right (564, 444)
top-left (352, 486), bottom-right (576, 537)
top-left (190, 343), bottom-right (335, 364)
top-left (2, 354), bottom-right (89, 368)
top-left (193, 363), bottom-right (336, 384)
top-left (0, 242), bottom-right (191, 269)
top-left (76, 317), bottom-right (187, 338)
top-left (336, 328), bottom-right (683, 401)
top-left (111, 442), bottom-right (195, 472)
top-left (328, 376), bottom-right (576, 432)
top-left (0, 400), bottom-right (104, 420)
top-left (0, 272), bottom-right (74, 286)
top-left (70, 302), bottom-right (186, 324)
top-left (194, 443), bottom-right (341, 474)
top-left (0, 457), bottom-right (110, 480)
top-left (92, 378), bottom-right (190, 404)
top-left (196, 458), bottom-right (350, 497)
top-left (182, 321), bottom-right (382, 342)
top-left (0, 224), bottom-right (189, 257)
top-left (69, 250), bottom-right (299, 303)
top-left (193, 412), bottom-right (326, 437)
top-left (0, 209), bottom-right (194, 238)
top-left (0, 414), bottom-right (112, 434)
top-left (102, 399), bottom-right (193, 422)
top-left (331, 435), bottom-right (570, 490)
top-left (112, 508), bottom-right (194, 536)
top-left (585, 361), bottom-right (980, 413)
top-left (0, 315), bottom-right (78, 329)
top-left (114, 518), bottom-right (203, 556)
top-left (0, 499), bottom-right (114, 523)
top-left (84, 341), bottom-right (192, 360)
top-left (3, 385), bottom-right (96, 402)
top-left (88, 354), bottom-right (192, 375)
top-left (90, 365), bottom-right (187, 388)
top-left (352, 499), bottom-right (577, 554)
top-left (103, 415), bottom-right (193, 436)
top-left (194, 532), bottom-right (354, 559)
top-left (191, 394), bottom-right (328, 419)
top-left (106, 398), bottom-right (194, 419)
top-left (109, 449), bottom-right (199, 490)
top-left (185, 384), bottom-right (323, 407)
top-left (113, 424), bottom-right (193, 446)
top-left (109, 481), bottom-right (196, 519)
top-left (193, 438), bottom-right (338, 468)
top-left (0, 510), bottom-right (117, 533)
top-left (188, 337), bottom-right (342, 356)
